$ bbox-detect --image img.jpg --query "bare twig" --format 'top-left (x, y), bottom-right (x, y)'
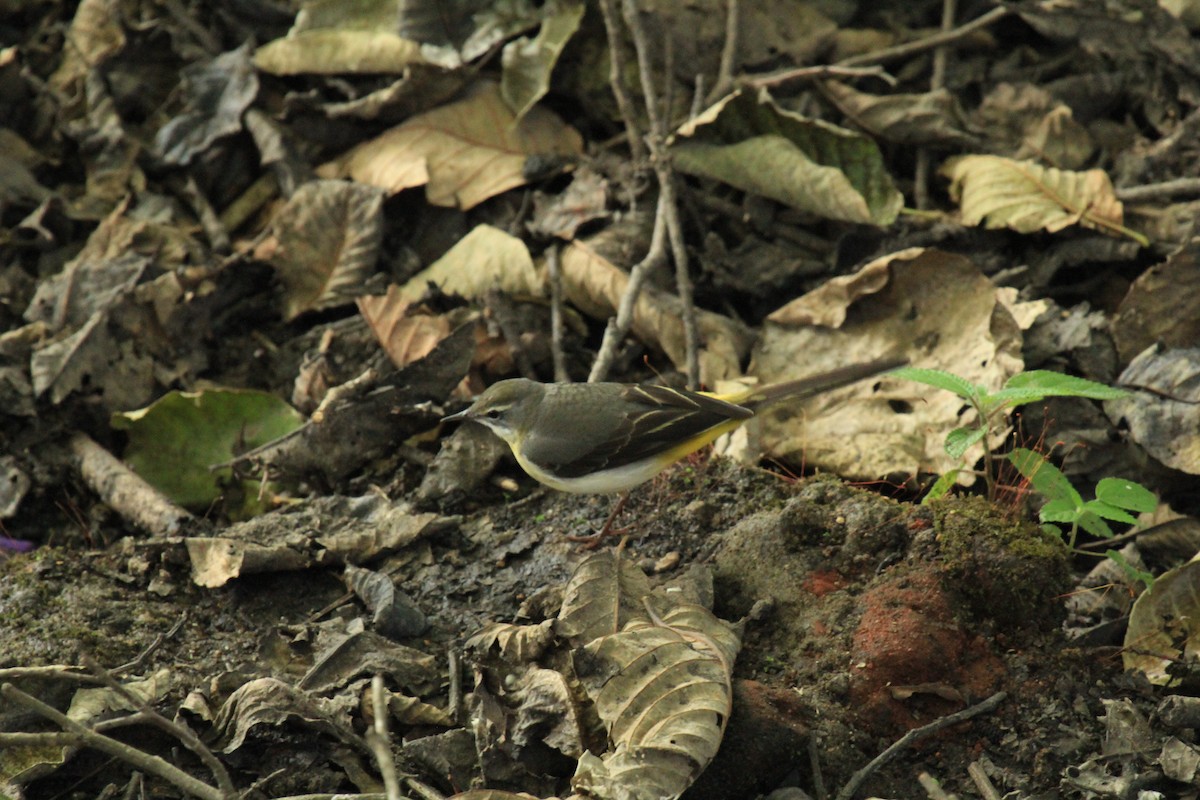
top-left (1116, 176), bottom-right (1200, 202)
top-left (837, 5), bottom-right (1010, 68)
top-left (622, 0), bottom-right (665, 145)
top-left (707, 0), bottom-right (740, 104)
top-left (111, 612), bottom-right (187, 675)
top-left (598, 0), bottom-right (646, 161)
top-left (588, 192), bottom-right (670, 382)
top-left (0, 683), bottom-right (226, 800)
top-left (0, 665), bottom-right (104, 683)
top-left (917, 772), bottom-right (957, 800)
top-left (835, 691), bottom-right (1007, 800)
top-left (745, 64), bottom-right (898, 90)
top-left (69, 433), bottom-right (195, 537)
top-left (914, 0), bottom-right (958, 210)
top-left (658, 168), bottom-right (700, 387)
top-left (967, 760), bottom-right (1003, 800)
top-left (82, 655), bottom-right (236, 797)
top-left (546, 243), bottom-right (570, 382)
top-left (366, 675), bottom-right (402, 800)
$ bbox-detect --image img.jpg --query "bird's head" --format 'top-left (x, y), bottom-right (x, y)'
top-left (442, 378), bottom-right (545, 444)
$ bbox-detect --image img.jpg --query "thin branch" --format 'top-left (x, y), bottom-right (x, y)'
top-left (914, 0), bottom-right (958, 210)
top-left (546, 243), bottom-right (570, 382)
top-left (622, 0), bottom-right (665, 145)
top-left (70, 433), bottom-right (195, 537)
top-left (366, 675), bottom-right (402, 800)
top-left (1116, 176), bottom-right (1200, 202)
top-left (837, 5), bottom-right (1010, 68)
top-left (745, 64), bottom-right (898, 90)
top-left (1, 683), bottom-right (227, 800)
top-left (598, 0), bottom-right (645, 161)
top-left (658, 167), bottom-right (700, 387)
top-left (835, 691), bottom-right (1008, 800)
top-left (589, 192), bottom-right (670, 382)
top-left (82, 655), bottom-right (236, 797)
top-left (706, 0), bottom-right (740, 104)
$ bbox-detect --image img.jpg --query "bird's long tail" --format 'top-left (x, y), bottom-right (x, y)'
top-left (737, 356), bottom-right (908, 412)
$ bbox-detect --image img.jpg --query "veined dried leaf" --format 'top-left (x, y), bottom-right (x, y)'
top-left (319, 81), bottom-right (582, 209)
top-left (556, 549), bottom-right (653, 646)
top-left (357, 288), bottom-right (452, 368)
top-left (396, 224), bottom-right (542, 302)
top-left (255, 30), bottom-right (425, 75)
top-left (1124, 553), bottom-right (1200, 685)
top-left (466, 620), bottom-right (556, 663)
top-left (942, 155), bottom-right (1143, 243)
top-left (571, 600), bottom-right (741, 800)
top-left (258, 180), bottom-right (385, 320)
top-left (821, 81), bottom-right (978, 148)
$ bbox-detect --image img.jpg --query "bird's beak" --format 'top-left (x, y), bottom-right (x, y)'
top-left (442, 407), bottom-right (472, 423)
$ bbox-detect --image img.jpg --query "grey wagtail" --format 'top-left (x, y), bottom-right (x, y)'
top-left (442, 356), bottom-right (907, 539)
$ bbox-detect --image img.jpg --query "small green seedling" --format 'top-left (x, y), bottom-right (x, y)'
top-left (892, 368), bottom-right (1129, 501)
top-left (1008, 448), bottom-right (1158, 550)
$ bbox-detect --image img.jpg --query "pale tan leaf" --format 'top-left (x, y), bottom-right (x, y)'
top-left (255, 30), bottom-right (425, 75)
top-left (560, 240), bottom-right (753, 384)
top-left (821, 81), bottom-right (978, 148)
top-left (319, 81), bottom-right (583, 209)
top-left (466, 620), bottom-right (557, 663)
top-left (258, 180), bottom-right (384, 320)
top-left (396, 224), bottom-right (542, 302)
top-left (748, 248), bottom-right (1044, 481)
top-left (942, 155), bottom-right (1137, 241)
top-left (357, 287), bottom-right (452, 368)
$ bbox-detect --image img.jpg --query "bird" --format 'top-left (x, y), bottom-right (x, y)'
top-left (442, 356), bottom-right (907, 542)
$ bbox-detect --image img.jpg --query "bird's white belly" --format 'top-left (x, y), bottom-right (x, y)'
top-left (515, 452), bottom-right (669, 494)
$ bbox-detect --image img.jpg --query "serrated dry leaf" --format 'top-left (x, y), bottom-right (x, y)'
top-left (559, 240), bottom-right (752, 384)
top-left (942, 154), bottom-right (1129, 239)
top-left (357, 288), bottom-right (452, 368)
top-left (556, 549), bottom-right (654, 646)
top-left (318, 81), bottom-right (582, 209)
top-left (258, 180), bottom-right (385, 320)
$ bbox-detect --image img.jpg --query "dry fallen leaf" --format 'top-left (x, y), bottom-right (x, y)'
top-left (357, 288), bottom-right (452, 369)
top-left (318, 81), bottom-right (582, 209)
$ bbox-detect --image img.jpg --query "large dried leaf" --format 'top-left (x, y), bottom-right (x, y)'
top-left (154, 42), bottom-right (258, 166)
top-left (560, 240), bottom-right (753, 384)
top-left (672, 88), bottom-right (902, 226)
top-left (1111, 246), bottom-right (1200, 364)
top-left (942, 155), bottom-right (1136, 241)
top-left (257, 179), bottom-right (385, 320)
top-left (571, 600), bottom-right (741, 800)
top-left (751, 248), bottom-right (1044, 480)
top-left (255, 0), bottom-right (427, 75)
top-left (319, 81), bottom-right (582, 209)
top-left (211, 677), bottom-right (361, 753)
top-left (1124, 553), bottom-right (1200, 685)
top-left (396, 223), bottom-right (541, 303)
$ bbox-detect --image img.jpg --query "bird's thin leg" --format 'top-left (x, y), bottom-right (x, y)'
top-left (566, 491), bottom-right (631, 548)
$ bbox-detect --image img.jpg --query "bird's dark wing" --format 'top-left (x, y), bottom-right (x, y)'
top-left (520, 383), bottom-right (753, 479)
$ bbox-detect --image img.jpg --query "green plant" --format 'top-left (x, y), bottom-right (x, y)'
top-left (1008, 448), bottom-right (1157, 549)
top-left (893, 367), bottom-right (1128, 501)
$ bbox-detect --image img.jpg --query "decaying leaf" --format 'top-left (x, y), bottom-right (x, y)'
top-left (1111, 247), bottom-right (1200, 364)
top-left (821, 81), bottom-right (978, 148)
top-left (672, 88), bottom-right (903, 226)
top-left (211, 677), bottom-right (362, 753)
top-left (395, 224), bottom-right (542, 302)
top-left (500, 1), bottom-right (585, 122)
top-left (318, 81), bottom-right (582, 209)
top-left (357, 288), bottom-right (452, 368)
top-left (942, 155), bottom-right (1136, 242)
top-left (748, 247), bottom-right (1043, 481)
top-left (1106, 345), bottom-right (1200, 475)
top-left (257, 179), bottom-right (385, 320)
top-left (1124, 553), bottom-right (1200, 685)
top-left (556, 549), bottom-right (654, 645)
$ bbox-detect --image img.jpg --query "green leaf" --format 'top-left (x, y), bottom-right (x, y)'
top-left (921, 469), bottom-right (960, 504)
top-left (1040, 497), bottom-right (1081, 523)
top-left (1106, 549), bottom-right (1154, 588)
top-left (944, 426), bottom-right (986, 459)
top-left (112, 389), bottom-right (306, 512)
top-left (1008, 448), bottom-right (1082, 506)
top-left (1076, 510), bottom-right (1115, 539)
top-left (1082, 499), bottom-right (1138, 525)
top-left (890, 367), bottom-right (980, 402)
top-left (1004, 370), bottom-right (1129, 399)
top-left (1095, 477), bottom-right (1157, 513)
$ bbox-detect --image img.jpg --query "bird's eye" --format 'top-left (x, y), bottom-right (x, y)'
top-left (485, 409), bottom-right (502, 419)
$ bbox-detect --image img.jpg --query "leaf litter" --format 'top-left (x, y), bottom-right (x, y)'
top-left (3, 1), bottom-right (1200, 799)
